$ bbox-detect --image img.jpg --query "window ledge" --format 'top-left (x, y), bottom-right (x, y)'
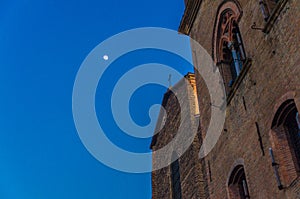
top-left (263, 0), bottom-right (289, 34)
top-left (227, 58), bottom-right (252, 105)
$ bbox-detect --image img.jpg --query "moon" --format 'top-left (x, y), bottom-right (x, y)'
top-left (103, 55), bottom-right (109, 61)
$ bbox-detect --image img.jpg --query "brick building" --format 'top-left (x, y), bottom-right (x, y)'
top-left (151, 0), bottom-right (300, 198)
top-left (150, 73), bottom-right (207, 199)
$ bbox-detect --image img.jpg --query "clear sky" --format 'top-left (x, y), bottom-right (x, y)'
top-left (0, 0), bottom-right (192, 198)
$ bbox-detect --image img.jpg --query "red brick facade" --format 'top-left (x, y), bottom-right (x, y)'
top-left (151, 0), bottom-right (300, 198)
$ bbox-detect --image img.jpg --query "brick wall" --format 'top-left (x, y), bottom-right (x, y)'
top-left (152, 0), bottom-right (300, 198)
top-left (151, 73), bottom-right (207, 199)
top-left (185, 0), bottom-right (300, 198)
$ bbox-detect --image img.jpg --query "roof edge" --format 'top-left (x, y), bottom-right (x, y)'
top-left (178, 0), bottom-right (202, 35)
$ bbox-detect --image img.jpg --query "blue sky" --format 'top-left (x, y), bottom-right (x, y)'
top-left (0, 0), bottom-right (192, 198)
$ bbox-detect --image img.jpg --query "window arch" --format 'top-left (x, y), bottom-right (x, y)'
top-left (171, 153), bottom-right (182, 199)
top-left (213, 1), bottom-right (246, 93)
top-left (227, 165), bottom-right (250, 199)
top-left (270, 99), bottom-right (300, 185)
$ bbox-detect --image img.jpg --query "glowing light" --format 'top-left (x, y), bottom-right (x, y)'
top-left (103, 55), bottom-right (109, 61)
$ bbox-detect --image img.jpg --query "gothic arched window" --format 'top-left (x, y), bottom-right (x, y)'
top-left (213, 1), bottom-right (246, 93)
top-left (228, 165), bottom-right (250, 199)
top-left (270, 99), bottom-right (300, 185)
top-left (171, 154), bottom-right (182, 199)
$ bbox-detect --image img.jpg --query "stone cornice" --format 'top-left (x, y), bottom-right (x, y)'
top-left (178, 0), bottom-right (202, 35)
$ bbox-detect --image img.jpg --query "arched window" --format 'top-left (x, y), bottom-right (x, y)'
top-left (171, 153), bottom-right (182, 199)
top-left (270, 99), bottom-right (300, 185)
top-left (213, 1), bottom-right (246, 93)
top-left (228, 165), bottom-right (250, 199)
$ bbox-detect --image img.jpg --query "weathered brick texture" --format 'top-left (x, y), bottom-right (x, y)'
top-left (151, 0), bottom-right (300, 198)
top-left (151, 73), bottom-right (206, 199)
